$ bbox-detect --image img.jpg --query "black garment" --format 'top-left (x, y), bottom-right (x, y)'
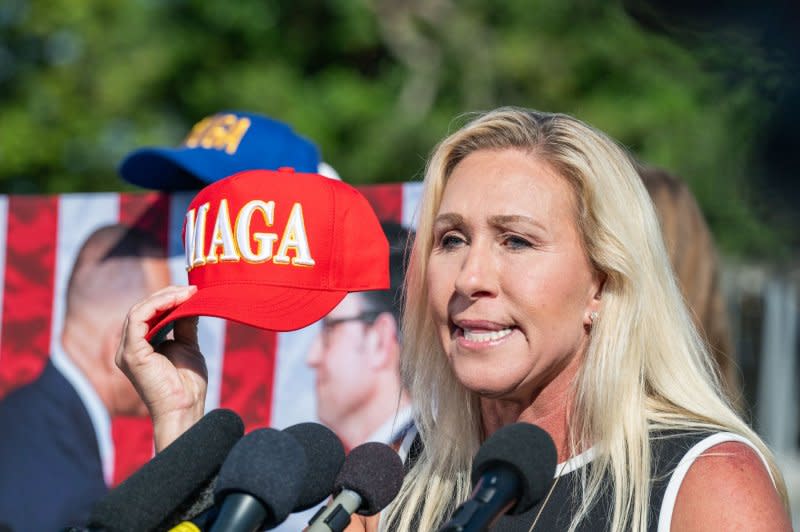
top-left (0, 361), bottom-right (107, 532)
top-left (403, 430), bottom-right (729, 531)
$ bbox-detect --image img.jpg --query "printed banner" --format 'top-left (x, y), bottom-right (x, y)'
top-left (0, 182), bottom-right (421, 484)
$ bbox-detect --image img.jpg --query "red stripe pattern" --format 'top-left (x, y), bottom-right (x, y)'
top-left (119, 192), bottom-right (171, 249)
top-left (221, 322), bottom-right (277, 433)
top-left (359, 183), bottom-right (403, 223)
top-left (0, 196), bottom-right (59, 398)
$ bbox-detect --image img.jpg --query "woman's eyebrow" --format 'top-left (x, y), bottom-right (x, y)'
top-left (433, 212), bottom-right (464, 227)
top-left (488, 214), bottom-right (547, 232)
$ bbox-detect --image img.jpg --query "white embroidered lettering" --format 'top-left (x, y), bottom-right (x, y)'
top-left (184, 207), bottom-right (197, 271)
top-left (206, 199), bottom-right (239, 263)
top-left (185, 198), bottom-right (316, 271)
top-left (235, 200), bottom-right (278, 262)
top-left (274, 202), bottom-right (315, 266)
top-left (185, 203), bottom-right (211, 271)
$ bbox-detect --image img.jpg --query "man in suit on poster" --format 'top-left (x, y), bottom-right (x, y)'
top-left (0, 224), bottom-right (170, 532)
top-left (306, 221), bottom-right (416, 455)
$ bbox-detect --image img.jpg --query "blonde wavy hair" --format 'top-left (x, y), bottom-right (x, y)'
top-left (382, 107), bottom-right (788, 531)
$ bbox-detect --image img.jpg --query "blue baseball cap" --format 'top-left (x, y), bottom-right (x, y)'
top-left (119, 111), bottom-right (322, 191)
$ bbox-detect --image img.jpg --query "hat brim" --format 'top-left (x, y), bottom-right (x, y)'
top-left (145, 284), bottom-right (347, 342)
top-left (119, 144), bottom-right (322, 191)
top-left (119, 147), bottom-right (230, 191)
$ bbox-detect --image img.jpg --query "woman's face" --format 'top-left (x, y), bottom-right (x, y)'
top-left (427, 148), bottom-right (601, 400)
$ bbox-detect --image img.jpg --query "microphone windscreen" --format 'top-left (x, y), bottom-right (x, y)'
top-left (283, 422), bottom-right (346, 511)
top-left (214, 428), bottom-right (308, 527)
top-left (88, 408), bottom-right (244, 531)
top-left (333, 442), bottom-right (404, 516)
top-left (471, 422), bottom-right (557, 515)
top-left (167, 474), bottom-right (217, 526)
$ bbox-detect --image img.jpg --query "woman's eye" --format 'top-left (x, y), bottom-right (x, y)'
top-left (504, 235), bottom-right (532, 250)
top-left (440, 233), bottom-right (466, 249)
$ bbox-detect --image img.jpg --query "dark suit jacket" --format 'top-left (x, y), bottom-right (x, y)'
top-left (0, 360), bottom-right (108, 531)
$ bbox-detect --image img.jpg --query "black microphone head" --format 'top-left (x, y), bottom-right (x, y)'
top-left (471, 422), bottom-right (557, 515)
top-left (333, 441), bottom-right (404, 516)
top-left (215, 427), bottom-right (308, 527)
top-left (89, 408), bottom-right (244, 531)
top-left (283, 422), bottom-right (346, 511)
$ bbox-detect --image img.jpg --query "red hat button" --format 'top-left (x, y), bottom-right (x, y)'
top-left (278, 167), bottom-right (295, 173)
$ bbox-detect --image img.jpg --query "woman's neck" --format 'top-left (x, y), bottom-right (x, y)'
top-left (479, 352), bottom-right (583, 463)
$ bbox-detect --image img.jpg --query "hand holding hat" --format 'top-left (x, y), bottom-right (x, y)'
top-left (115, 284), bottom-right (208, 451)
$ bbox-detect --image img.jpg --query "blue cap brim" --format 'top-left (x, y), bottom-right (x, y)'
top-left (119, 137), bottom-right (321, 191)
top-left (119, 147), bottom-right (213, 191)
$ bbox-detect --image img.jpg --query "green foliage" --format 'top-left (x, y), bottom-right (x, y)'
top-left (0, 0), bottom-right (789, 257)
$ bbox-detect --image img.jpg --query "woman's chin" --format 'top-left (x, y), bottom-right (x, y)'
top-left (451, 363), bottom-right (526, 399)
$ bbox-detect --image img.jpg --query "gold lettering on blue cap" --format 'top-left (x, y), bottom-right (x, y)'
top-left (183, 113), bottom-right (251, 155)
top-left (185, 198), bottom-right (316, 272)
top-left (184, 116), bottom-right (214, 145)
top-left (273, 202), bottom-right (315, 267)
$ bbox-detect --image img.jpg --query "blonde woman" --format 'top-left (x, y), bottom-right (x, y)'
top-left (375, 108), bottom-right (789, 531)
top-left (117, 108), bottom-right (791, 531)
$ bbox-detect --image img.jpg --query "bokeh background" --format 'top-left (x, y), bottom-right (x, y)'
top-left (1, 0), bottom-right (797, 525)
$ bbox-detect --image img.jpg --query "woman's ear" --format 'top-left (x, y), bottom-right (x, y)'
top-left (584, 271), bottom-right (606, 328)
top-left (593, 270), bottom-right (607, 300)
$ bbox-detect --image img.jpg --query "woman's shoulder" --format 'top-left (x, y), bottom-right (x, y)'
top-left (652, 429), bottom-right (791, 531)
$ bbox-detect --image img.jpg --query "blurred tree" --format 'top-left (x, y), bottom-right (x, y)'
top-left (622, 0), bottom-right (800, 255)
top-left (0, 0), bottom-right (789, 256)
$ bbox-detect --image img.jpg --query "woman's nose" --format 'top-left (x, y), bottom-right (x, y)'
top-left (453, 241), bottom-right (497, 299)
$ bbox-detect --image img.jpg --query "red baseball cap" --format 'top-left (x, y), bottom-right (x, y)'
top-left (145, 167), bottom-right (389, 341)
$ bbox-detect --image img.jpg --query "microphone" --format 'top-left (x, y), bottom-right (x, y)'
top-left (209, 428), bottom-right (308, 531)
top-left (87, 409), bottom-right (244, 532)
top-left (307, 442), bottom-right (405, 532)
top-left (166, 422), bottom-right (345, 531)
top-left (283, 422), bottom-right (346, 511)
top-left (438, 423), bottom-right (557, 532)
top-left (165, 488), bottom-right (223, 532)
